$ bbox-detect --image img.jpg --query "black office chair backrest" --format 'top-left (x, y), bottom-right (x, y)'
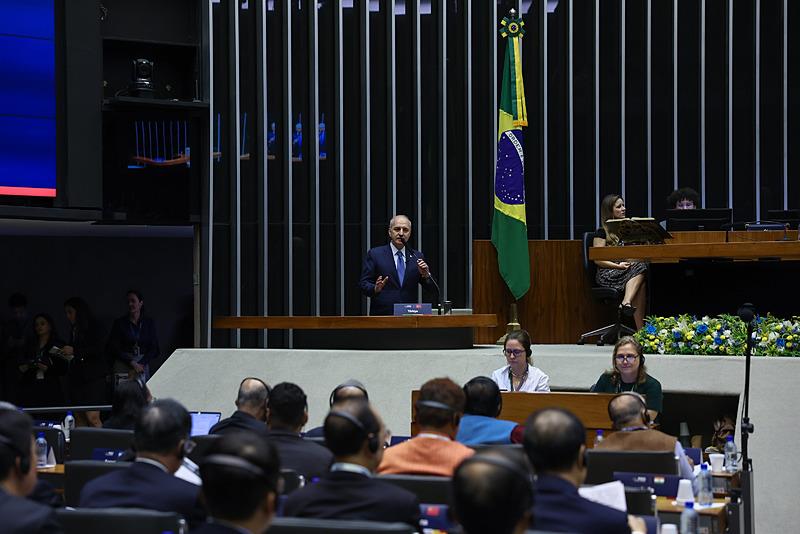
top-left (32, 427), bottom-right (66, 464)
top-left (64, 460), bottom-right (131, 507)
top-left (585, 450), bottom-right (678, 485)
top-left (69, 427), bottom-right (134, 460)
top-left (187, 433), bottom-right (221, 464)
top-left (624, 486), bottom-right (657, 516)
top-left (378, 474), bottom-right (452, 505)
top-left (582, 231), bottom-right (598, 286)
top-left (56, 507), bottom-right (186, 534)
top-left (267, 517), bottom-right (414, 533)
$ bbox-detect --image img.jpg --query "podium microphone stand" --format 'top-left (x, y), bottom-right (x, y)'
top-left (737, 303), bottom-right (756, 534)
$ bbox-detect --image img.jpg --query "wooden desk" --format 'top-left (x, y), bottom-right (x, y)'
top-left (657, 496), bottom-right (728, 534)
top-left (411, 391), bottom-right (616, 446)
top-left (589, 240), bottom-right (800, 263)
top-left (213, 315), bottom-right (497, 349)
top-left (37, 464), bottom-right (64, 475)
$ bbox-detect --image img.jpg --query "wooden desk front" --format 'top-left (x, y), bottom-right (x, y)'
top-left (411, 391), bottom-right (616, 446)
top-left (657, 497), bottom-right (728, 534)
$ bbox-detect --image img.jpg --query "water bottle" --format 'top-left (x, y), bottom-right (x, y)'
top-left (724, 435), bottom-right (738, 473)
top-left (318, 113), bottom-right (327, 159)
top-left (593, 429), bottom-right (604, 447)
top-left (35, 432), bottom-right (48, 467)
top-left (696, 463), bottom-right (713, 506)
top-left (679, 501), bottom-right (698, 534)
top-left (292, 113), bottom-right (303, 160)
top-left (63, 411), bottom-right (75, 441)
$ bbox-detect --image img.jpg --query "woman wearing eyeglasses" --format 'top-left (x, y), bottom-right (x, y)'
top-left (592, 336), bottom-right (662, 420)
top-left (491, 330), bottom-right (550, 393)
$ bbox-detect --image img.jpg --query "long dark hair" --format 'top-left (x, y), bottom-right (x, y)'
top-left (111, 380), bottom-right (149, 422)
top-left (64, 296), bottom-right (93, 332)
top-left (30, 313), bottom-right (58, 345)
top-left (504, 329), bottom-right (533, 365)
top-left (600, 194), bottom-right (623, 246)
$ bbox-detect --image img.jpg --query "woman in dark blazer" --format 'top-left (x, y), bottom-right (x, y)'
top-left (17, 313), bottom-right (67, 408)
top-left (63, 297), bottom-right (110, 427)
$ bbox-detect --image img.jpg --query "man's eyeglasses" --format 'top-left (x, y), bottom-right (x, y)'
top-left (504, 349), bottom-right (525, 357)
top-left (615, 353), bottom-right (639, 362)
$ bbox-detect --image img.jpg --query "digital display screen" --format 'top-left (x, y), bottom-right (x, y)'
top-left (0, 0), bottom-right (57, 197)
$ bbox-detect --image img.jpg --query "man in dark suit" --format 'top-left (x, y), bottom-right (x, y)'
top-left (195, 433), bottom-right (281, 534)
top-left (0, 407), bottom-right (62, 534)
top-left (283, 399), bottom-right (420, 528)
top-left (210, 377), bottom-right (270, 438)
top-left (359, 214), bottom-right (435, 315)
top-left (267, 382), bottom-right (332, 480)
top-left (79, 398), bottom-right (205, 525)
top-left (523, 408), bottom-right (645, 534)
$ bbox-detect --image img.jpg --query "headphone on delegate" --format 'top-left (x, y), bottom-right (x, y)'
top-left (609, 391), bottom-right (651, 427)
top-left (327, 410), bottom-right (380, 453)
top-left (415, 399), bottom-right (461, 427)
top-left (329, 382), bottom-right (369, 407)
top-left (457, 454), bottom-right (534, 512)
top-left (463, 377), bottom-right (503, 417)
top-left (201, 454), bottom-right (281, 493)
top-left (0, 433), bottom-right (30, 474)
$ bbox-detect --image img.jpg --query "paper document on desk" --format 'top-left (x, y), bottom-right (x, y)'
top-left (578, 480), bottom-right (627, 512)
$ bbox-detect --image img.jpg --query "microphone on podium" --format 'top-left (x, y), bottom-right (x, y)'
top-left (400, 236), bottom-right (445, 313)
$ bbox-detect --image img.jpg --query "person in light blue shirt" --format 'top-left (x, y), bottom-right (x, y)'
top-left (456, 377), bottom-right (523, 445)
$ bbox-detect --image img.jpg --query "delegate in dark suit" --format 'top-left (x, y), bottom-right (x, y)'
top-left (283, 470), bottom-right (420, 528)
top-left (269, 430), bottom-right (333, 481)
top-left (532, 474), bottom-right (632, 534)
top-left (79, 460), bottom-right (205, 525)
top-left (210, 410), bottom-right (270, 439)
top-left (359, 244), bottom-right (434, 315)
top-left (0, 488), bottom-right (62, 534)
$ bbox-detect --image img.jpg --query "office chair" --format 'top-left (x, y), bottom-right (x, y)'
top-left (56, 507), bottom-right (185, 534)
top-left (267, 517), bottom-right (414, 533)
top-left (577, 231), bottom-right (636, 346)
top-left (378, 474), bottom-right (453, 506)
top-left (63, 460), bottom-right (131, 507)
top-left (69, 428), bottom-right (134, 460)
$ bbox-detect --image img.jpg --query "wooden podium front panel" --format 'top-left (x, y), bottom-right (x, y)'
top-left (411, 390), bottom-right (615, 446)
top-left (473, 240), bottom-right (608, 344)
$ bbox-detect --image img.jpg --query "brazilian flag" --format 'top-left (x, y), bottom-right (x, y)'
top-left (491, 14), bottom-right (529, 301)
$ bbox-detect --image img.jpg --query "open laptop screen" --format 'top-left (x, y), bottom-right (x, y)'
top-left (190, 412), bottom-right (221, 437)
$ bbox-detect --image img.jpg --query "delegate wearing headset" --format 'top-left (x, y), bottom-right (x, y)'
top-left (591, 336), bottom-right (663, 421)
top-left (0, 408), bottom-right (62, 533)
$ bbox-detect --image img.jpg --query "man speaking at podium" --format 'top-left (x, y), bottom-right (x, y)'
top-left (359, 215), bottom-right (435, 315)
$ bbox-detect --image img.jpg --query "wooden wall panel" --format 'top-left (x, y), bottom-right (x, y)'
top-left (473, 240), bottom-right (608, 344)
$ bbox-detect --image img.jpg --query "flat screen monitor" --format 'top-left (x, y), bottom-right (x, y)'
top-left (665, 208), bottom-right (733, 231)
top-left (190, 411), bottom-right (221, 437)
top-left (766, 209), bottom-right (800, 226)
top-left (0, 0), bottom-right (58, 197)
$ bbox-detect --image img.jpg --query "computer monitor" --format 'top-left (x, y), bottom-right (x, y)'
top-left (585, 450), bottom-right (679, 485)
top-left (665, 208), bottom-right (732, 231)
top-left (190, 411), bottom-right (221, 437)
top-left (766, 209), bottom-right (800, 226)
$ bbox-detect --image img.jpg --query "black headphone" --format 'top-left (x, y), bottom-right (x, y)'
top-left (202, 454), bottom-right (280, 493)
top-left (609, 391), bottom-right (651, 427)
top-left (328, 410), bottom-right (380, 453)
top-left (415, 399), bottom-right (461, 427)
top-left (458, 454), bottom-right (533, 512)
top-left (329, 382), bottom-right (369, 407)
top-left (0, 433), bottom-right (30, 474)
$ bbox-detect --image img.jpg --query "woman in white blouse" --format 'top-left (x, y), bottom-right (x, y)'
top-left (491, 329), bottom-right (550, 392)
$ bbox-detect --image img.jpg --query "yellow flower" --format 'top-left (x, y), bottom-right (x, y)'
top-left (686, 332), bottom-right (694, 340)
top-left (788, 342), bottom-right (794, 348)
top-left (716, 324), bottom-right (722, 330)
top-left (762, 337), bottom-right (768, 342)
top-left (720, 335), bottom-right (726, 340)
top-left (788, 335), bottom-right (794, 341)
top-left (705, 335), bottom-right (713, 342)
top-left (648, 335), bottom-right (655, 340)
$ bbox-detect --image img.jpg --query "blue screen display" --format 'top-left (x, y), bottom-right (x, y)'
top-left (0, 0), bottom-right (57, 197)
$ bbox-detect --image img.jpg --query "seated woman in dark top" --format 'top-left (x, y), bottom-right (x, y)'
top-left (593, 194), bottom-right (648, 329)
top-left (63, 297), bottom-right (110, 428)
top-left (103, 379), bottom-right (150, 430)
top-left (107, 290), bottom-right (160, 384)
top-left (592, 336), bottom-right (663, 420)
top-left (17, 313), bottom-right (67, 408)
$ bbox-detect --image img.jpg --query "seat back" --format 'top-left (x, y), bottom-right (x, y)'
top-left (613, 471), bottom-right (682, 497)
top-left (378, 474), bottom-right (452, 505)
top-left (187, 433), bottom-right (221, 463)
top-left (684, 447), bottom-right (702, 466)
top-left (582, 231), bottom-right (598, 286)
top-left (420, 504), bottom-right (453, 532)
top-left (69, 428), bottom-right (134, 460)
top-left (64, 460), bottom-right (131, 506)
top-left (56, 507), bottom-right (186, 534)
top-left (624, 486), bottom-right (657, 515)
top-left (33, 427), bottom-right (66, 464)
top-left (585, 450), bottom-right (678, 484)
top-left (267, 517), bottom-right (414, 533)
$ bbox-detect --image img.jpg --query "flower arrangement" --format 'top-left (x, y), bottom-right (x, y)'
top-left (635, 314), bottom-right (800, 357)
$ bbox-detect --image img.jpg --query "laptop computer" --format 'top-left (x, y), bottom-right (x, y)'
top-left (190, 411), bottom-right (222, 437)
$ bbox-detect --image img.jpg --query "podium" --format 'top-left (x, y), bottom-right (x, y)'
top-left (213, 315), bottom-right (497, 349)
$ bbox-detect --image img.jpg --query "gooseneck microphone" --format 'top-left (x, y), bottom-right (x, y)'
top-left (400, 236), bottom-right (444, 313)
